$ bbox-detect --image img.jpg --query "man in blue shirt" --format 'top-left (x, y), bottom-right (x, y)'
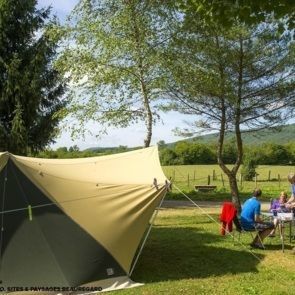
top-left (241, 188), bottom-right (274, 249)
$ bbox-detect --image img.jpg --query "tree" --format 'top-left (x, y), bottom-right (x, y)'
top-left (159, 148), bottom-right (177, 165)
top-left (55, 0), bottom-right (174, 147)
top-left (259, 143), bottom-right (291, 165)
top-left (176, 0), bottom-right (294, 32)
top-left (69, 145), bottom-right (80, 152)
top-left (0, 0), bottom-right (66, 155)
top-left (286, 142), bottom-right (295, 165)
top-left (157, 140), bottom-right (167, 149)
top-left (241, 154), bottom-right (257, 181)
top-left (165, 18), bottom-right (295, 209)
top-left (173, 141), bottom-right (215, 164)
top-left (221, 140), bottom-right (238, 164)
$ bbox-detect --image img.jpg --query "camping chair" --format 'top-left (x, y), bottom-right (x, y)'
top-left (220, 202), bottom-right (265, 249)
top-left (232, 216), bottom-right (265, 249)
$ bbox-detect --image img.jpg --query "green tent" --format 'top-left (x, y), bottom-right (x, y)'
top-left (0, 147), bottom-right (168, 293)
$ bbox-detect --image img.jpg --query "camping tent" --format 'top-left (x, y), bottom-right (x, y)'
top-left (0, 146), bottom-right (168, 294)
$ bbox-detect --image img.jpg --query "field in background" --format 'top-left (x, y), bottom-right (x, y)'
top-left (113, 208), bottom-right (295, 295)
top-left (162, 165), bottom-right (295, 201)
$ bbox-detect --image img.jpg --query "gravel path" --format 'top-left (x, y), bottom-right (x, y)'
top-left (162, 200), bottom-right (270, 210)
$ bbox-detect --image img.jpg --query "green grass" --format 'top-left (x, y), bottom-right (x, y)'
top-left (162, 165), bottom-right (295, 202)
top-left (110, 208), bottom-right (295, 295)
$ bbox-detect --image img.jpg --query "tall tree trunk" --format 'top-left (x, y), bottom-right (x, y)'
top-left (228, 172), bottom-right (241, 211)
top-left (141, 81), bottom-right (152, 147)
top-left (229, 36), bottom-right (244, 212)
top-left (215, 35), bottom-right (244, 212)
top-left (215, 34), bottom-right (240, 209)
top-left (129, 2), bottom-right (153, 147)
top-left (217, 109), bottom-right (240, 210)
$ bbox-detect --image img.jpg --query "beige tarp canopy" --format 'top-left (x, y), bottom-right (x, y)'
top-left (0, 146), bottom-right (168, 294)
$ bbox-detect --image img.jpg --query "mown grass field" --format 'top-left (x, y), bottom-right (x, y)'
top-left (111, 208), bottom-right (295, 295)
top-left (162, 165), bottom-right (295, 202)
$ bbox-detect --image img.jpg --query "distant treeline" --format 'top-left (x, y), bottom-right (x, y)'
top-left (159, 141), bottom-right (295, 166)
top-left (35, 145), bottom-right (138, 159)
top-left (35, 141), bottom-right (295, 166)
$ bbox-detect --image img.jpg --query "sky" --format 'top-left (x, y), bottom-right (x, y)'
top-left (37, 0), bottom-right (194, 150)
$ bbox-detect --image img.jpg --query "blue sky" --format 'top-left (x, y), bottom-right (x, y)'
top-left (37, 0), bottom-right (194, 149)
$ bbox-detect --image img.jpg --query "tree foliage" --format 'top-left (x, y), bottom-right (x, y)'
top-left (0, 0), bottom-right (66, 154)
top-left (241, 154), bottom-right (257, 181)
top-left (177, 0), bottom-right (295, 32)
top-left (55, 0), bottom-right (174, 147)
top-left (160, 141), bottom-right (295, 166)
top-left (164, 16), bottom-right (295, 208)
top-left (174, 141), bottom-right (215, 164)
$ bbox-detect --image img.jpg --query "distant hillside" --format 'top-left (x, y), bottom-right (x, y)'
top-left (84, 146), bottom-right (141, 153)
top-left (82, 124), bottom-right (295, 151)
top-left (175, 124), bottom-right (295, 146)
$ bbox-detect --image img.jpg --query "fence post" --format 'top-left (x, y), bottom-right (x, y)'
top-left (268, 170), bottom-right (271, 181)
top-left (173, 170), bottom-right (175, 181)
top-left (221, 174), bottom-right (225, 188)
top-left (213, 169), bottom-right (216, 181)
top-left (194, 170), bottom-right (196, 181)
top-left (278, 174), bottom-right (281, 188)
top-left (187, 174), bottom-right (190, 188)
top-left (208, 175), bottom-right (211, 185)
top-left (255, 173), bottom-right (257, 188)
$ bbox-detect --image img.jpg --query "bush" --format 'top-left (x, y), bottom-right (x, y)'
top-left (242, 155), bottom-right (257, 181)
top-left (159, 148), bottom-right (178, 165)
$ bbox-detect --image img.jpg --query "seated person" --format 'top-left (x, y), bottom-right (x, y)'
top-left (241, 188), bottom-right (274, 249)
top-left (269, 191), bottom-right (290, 237)
top-left (270, 191), bottom-right (289, 213)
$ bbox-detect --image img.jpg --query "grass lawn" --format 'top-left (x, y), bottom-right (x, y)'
top-left (162, 165), bottom-right (295, 202)
top-left (111, 208), bottom-right (295, 295)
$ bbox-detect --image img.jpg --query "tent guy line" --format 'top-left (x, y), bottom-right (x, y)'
top-left (0, 189), bottom-right (163, 215)
top-left (0, 185), bottom-right (170, 216)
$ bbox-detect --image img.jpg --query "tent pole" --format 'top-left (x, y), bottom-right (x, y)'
top-left (129, 187), bottom-right (167, 277)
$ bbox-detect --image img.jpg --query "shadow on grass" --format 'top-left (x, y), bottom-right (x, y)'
top-left (132, 226), bottom-right (264, 283)
top-left (264, 243), bottom-right (293, 251)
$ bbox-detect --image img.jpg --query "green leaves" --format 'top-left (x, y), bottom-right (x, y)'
top-left (177, 0), bottom-right (294, 31)
top-left (55, 0), bottom-right (174, 146)
top-left (0, 0), bottom-right (66, 154)
top-left (11, 101), bottom-right (27, 154)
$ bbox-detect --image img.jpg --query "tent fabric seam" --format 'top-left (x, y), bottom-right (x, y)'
top-left (0, 184), bottom-right (165, 215)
